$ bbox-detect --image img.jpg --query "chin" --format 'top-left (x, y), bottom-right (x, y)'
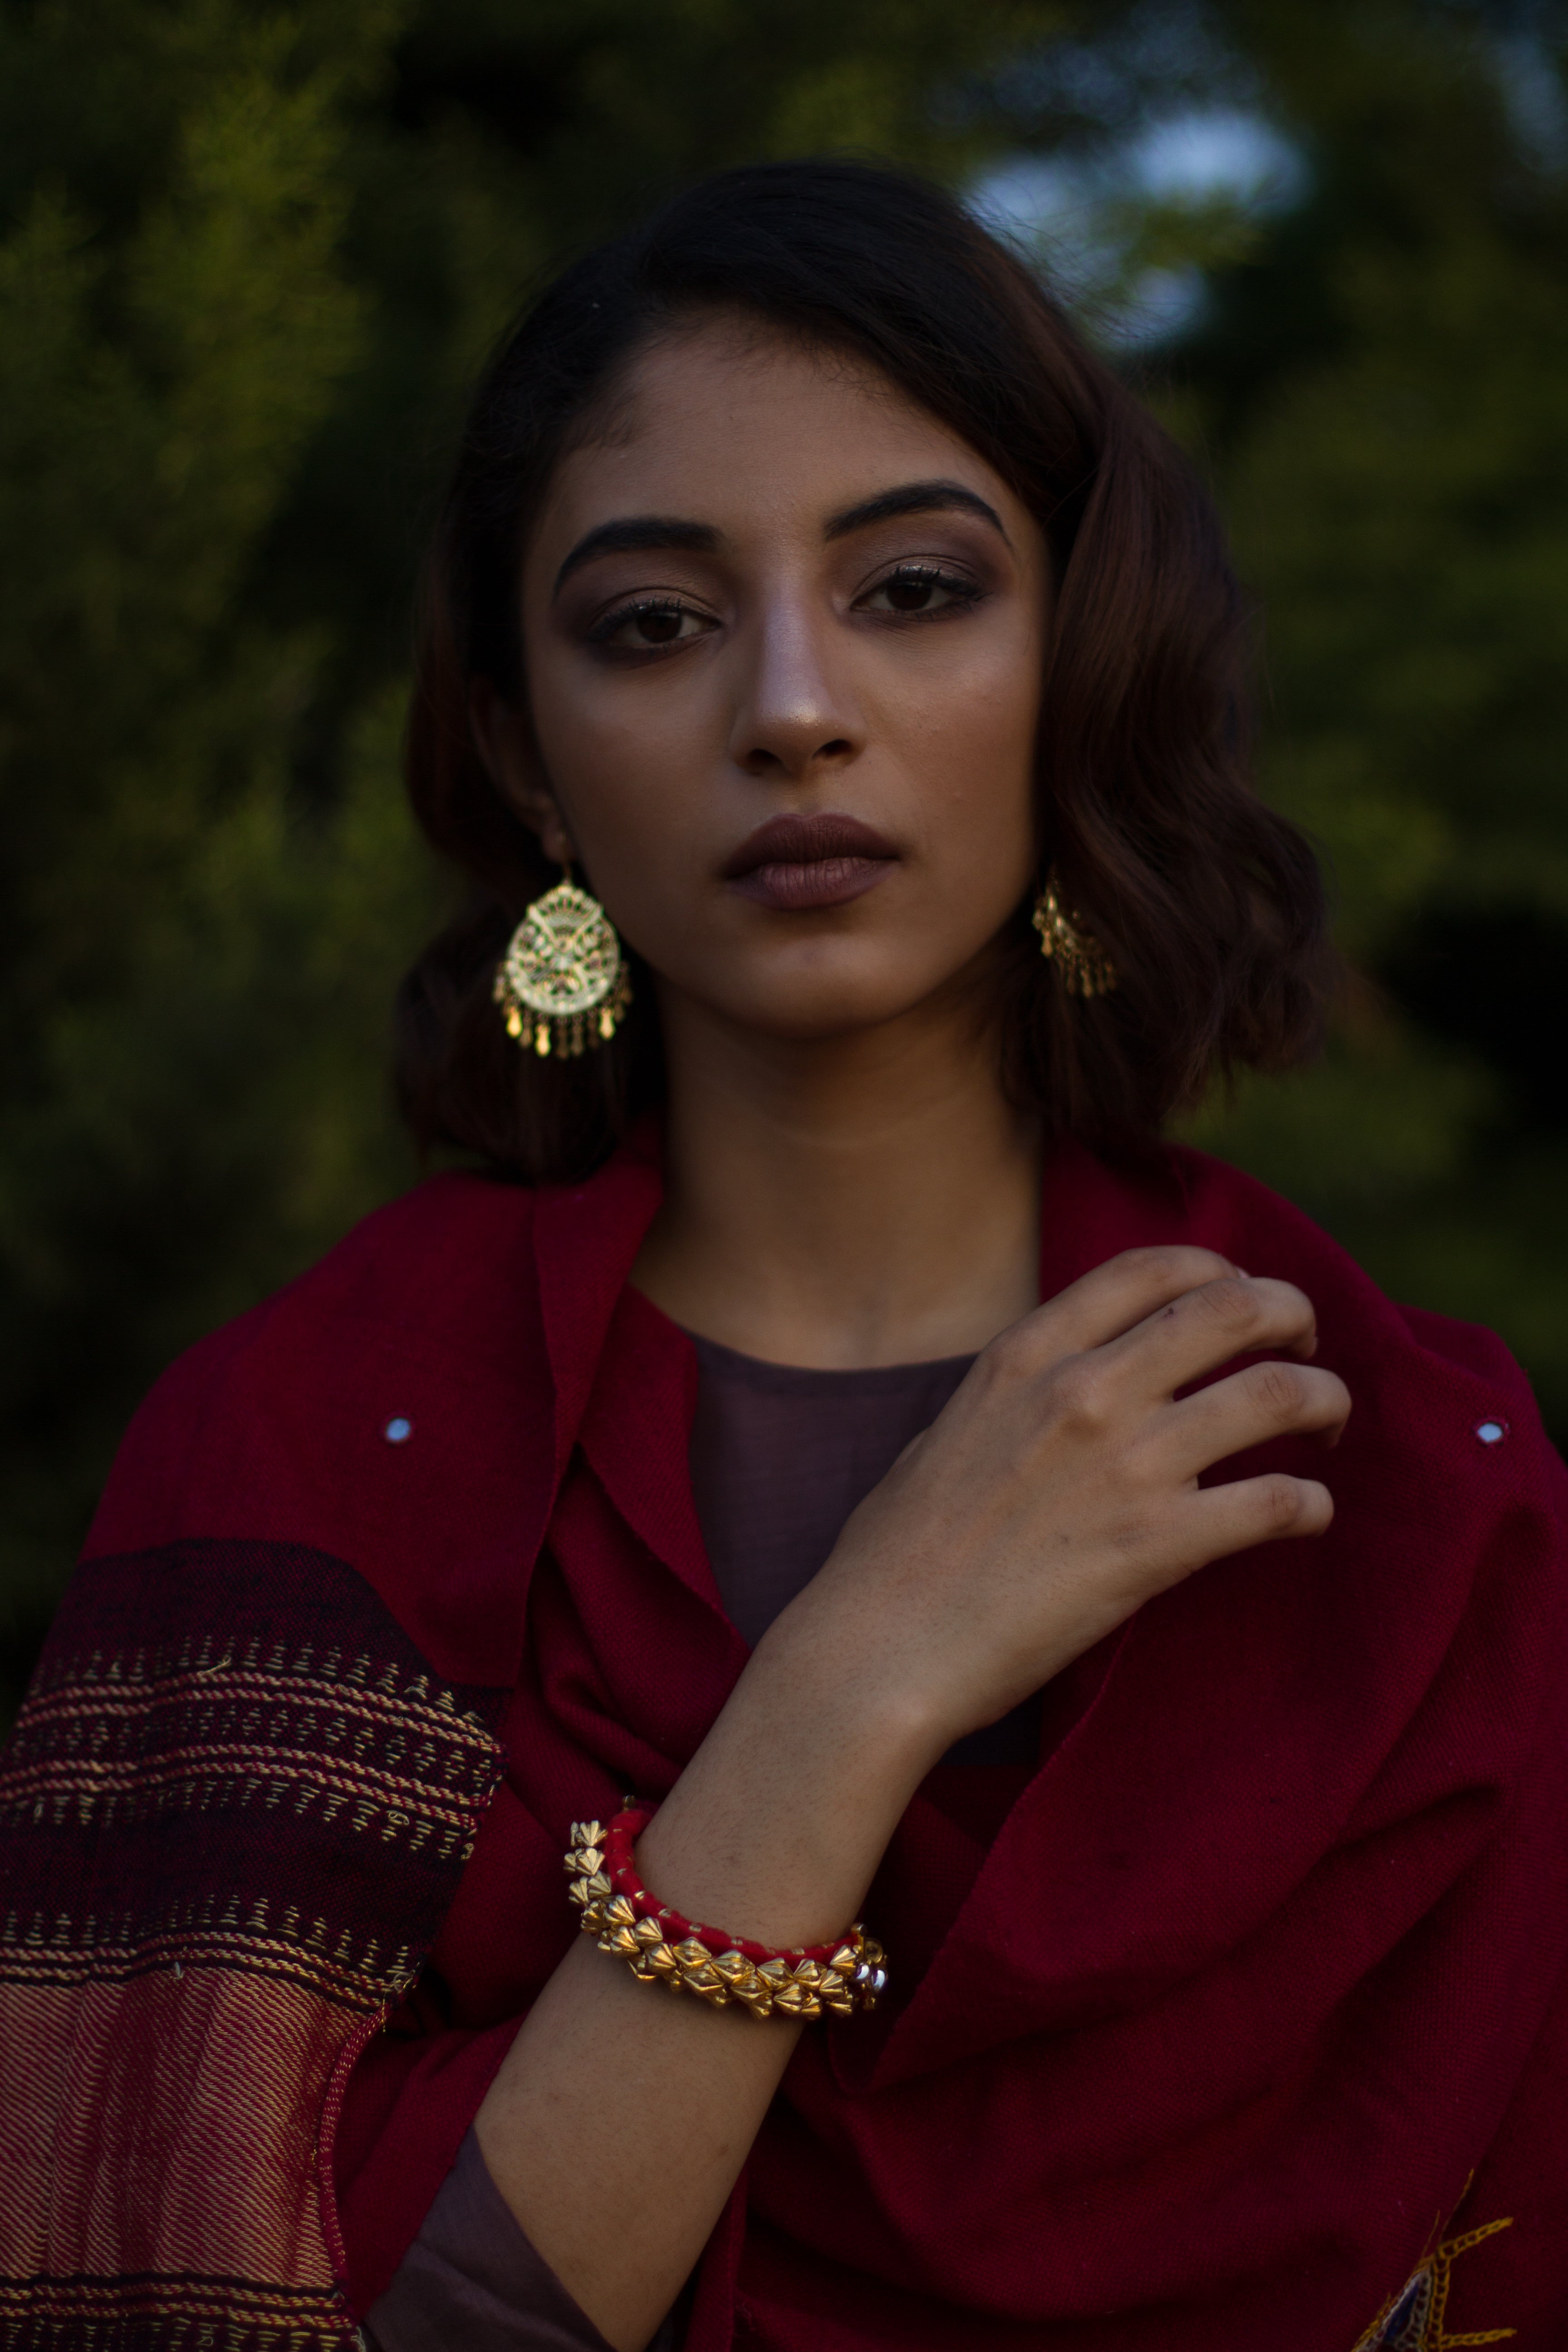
top-left (645, 917), bottom-right (1002, 1042)
top-left (708, 961), bottom-right (973, 1042)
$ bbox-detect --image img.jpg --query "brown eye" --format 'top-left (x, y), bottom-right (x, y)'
top-left (860, 565), bottom-right (980, 620)
top-left (590, 597), bottom-right (714, 652)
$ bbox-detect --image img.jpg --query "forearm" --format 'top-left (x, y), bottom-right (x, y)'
top-left (475, 1600), bottom-right (938, 2352)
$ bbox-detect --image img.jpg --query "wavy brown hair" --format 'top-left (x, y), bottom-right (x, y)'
top-left (396, 158), bottom-right (1331, 1181)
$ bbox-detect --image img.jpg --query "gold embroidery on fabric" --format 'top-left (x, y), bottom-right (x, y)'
top-left (0, 1894), bottom-right (418, 2009)
top-left (0, 2271), bottom-right (347, 2347)
top-left (1353, 2215), bottom-right (1516, 2350)
top-left (0, 1623), bottom-right (505, 1903)
top-left (0, 1606), bottom-right (505, 2347)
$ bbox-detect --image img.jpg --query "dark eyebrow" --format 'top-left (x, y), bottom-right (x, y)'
top-left (824, 479), bottom-right (1010, 544)
top-left (553, 515), bottom-right (720, 597)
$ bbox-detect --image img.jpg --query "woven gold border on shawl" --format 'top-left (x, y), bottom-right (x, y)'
top-left (0, 1552), bottom-right (507, 2349)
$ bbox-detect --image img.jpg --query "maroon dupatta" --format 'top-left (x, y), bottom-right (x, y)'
top-left (3, 1128), bottom-right (1567, 2349)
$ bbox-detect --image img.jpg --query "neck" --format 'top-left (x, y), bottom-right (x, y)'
top-left (630, 983), bottom-right (1042, 1368)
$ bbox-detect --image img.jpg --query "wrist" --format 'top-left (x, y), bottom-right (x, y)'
top-left (636, 1603), bottom-right (938, 1953)
top-left (749, 1587), bottom-right (951, 1788)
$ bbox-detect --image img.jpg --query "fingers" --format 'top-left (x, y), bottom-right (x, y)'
top-left (1181, 1470), bottom-right (1336, 1564)
top-left (1104, 1272), bottom-right (1320, 1400)
top-left (1008, 1247), bottom-right (1240, 1365)
top-left (1165, 1356), bottom-right (1352, 1478)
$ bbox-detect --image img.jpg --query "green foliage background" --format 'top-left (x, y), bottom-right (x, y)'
top-left (3, 0), bottom-right (1565, 1707)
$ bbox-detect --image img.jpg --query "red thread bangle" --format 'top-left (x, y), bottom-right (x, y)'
top-left (602, 1802), bottom-right (844, 1965)
top-left (563, 1801), bottom-right (887, 2019)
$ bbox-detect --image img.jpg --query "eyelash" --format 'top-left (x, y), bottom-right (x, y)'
top-left (867, 562), bottom-right (984, 618)
top-left (584, 564), bottom-right (985, 656)
top-left (584, 595), bottom-right (700, 651)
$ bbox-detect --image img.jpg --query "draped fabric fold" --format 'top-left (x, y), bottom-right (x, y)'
top-left (3, 1124), bottom-right (1566, 2348)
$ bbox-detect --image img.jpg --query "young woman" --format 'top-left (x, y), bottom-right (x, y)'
top-left (3, 162), bottom-right (1565, 2352)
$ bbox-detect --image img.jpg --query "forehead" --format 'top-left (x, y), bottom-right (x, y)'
top-left (527, 318), bottom-right (1024, 559)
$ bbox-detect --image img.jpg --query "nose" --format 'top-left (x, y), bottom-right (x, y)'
top-left (726, 591), bottom-right (862, 784)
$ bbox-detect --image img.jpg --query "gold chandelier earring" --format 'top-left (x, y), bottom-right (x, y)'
top-left (493, 864), bottom-right (633, 1058)
top-left (1031, 867), bottom-right (1118, 998)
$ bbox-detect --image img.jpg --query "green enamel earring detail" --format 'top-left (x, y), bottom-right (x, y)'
top-left (494, 867), bottom-right (633, 1058)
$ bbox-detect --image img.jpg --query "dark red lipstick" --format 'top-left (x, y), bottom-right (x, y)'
top-left (721, 813), bottom-right (899, 912)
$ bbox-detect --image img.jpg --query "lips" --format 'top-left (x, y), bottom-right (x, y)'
top-left (721, 813), bottom-right (899, 912)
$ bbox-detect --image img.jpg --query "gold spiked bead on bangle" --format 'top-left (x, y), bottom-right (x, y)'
top-left (563, 1818), bottom-right (887, 2020)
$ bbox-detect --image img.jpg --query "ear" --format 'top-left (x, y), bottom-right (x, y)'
top-left (469, 678), bottom-right (577, 867)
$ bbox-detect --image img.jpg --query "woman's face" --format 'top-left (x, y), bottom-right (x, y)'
top-left (499, 316), bottom-right (1049, 1043)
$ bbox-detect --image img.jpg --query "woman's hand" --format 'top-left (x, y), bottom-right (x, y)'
top-left (790, 1245), bottom-right (1350, 1760)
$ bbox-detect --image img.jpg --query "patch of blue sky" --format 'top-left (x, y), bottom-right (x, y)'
top-left (970, 108), bottom-right (1305, 348)
top-left (1133, 108), bottom-right (1304, 208)
top-left (1492, 30), bottom-right (1568, 173)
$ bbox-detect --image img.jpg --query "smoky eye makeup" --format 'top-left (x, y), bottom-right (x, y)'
top-left (583, 591), bottom-right (720, 656)
top-left (841, 508), bottom-right (1009, 611)
top-left (581, 560), bottom-right (987, 654)
top-left (556, 507), bottom-right (1008, 657)
top-left (854, 560), bottom-right (988, 620)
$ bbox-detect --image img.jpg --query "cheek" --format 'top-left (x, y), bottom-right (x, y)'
top-left (883, 627), bottom-right (1043, 853)
top-left (536, 733), bottom-right (715, 968)
top-left (525, 654), bottom-right (706, 878)
top-left (565, 776), bottom-right (706, 938)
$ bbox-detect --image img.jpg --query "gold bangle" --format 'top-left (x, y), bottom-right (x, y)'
top-left (564, 1813), bottom-right (887, 2020)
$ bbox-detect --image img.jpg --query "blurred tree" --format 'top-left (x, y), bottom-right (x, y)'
top-left (1167, 0), bottom-right (1568, 1432)
top-left (0, 0), bottom-right (431, 1710)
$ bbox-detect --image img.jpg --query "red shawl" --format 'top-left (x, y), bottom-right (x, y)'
top-left (3, 1129), bottom-right (1567, 2350)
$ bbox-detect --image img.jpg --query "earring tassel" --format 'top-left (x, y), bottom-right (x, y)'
top-left (1031, 871), bottom-right (1118, 998)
